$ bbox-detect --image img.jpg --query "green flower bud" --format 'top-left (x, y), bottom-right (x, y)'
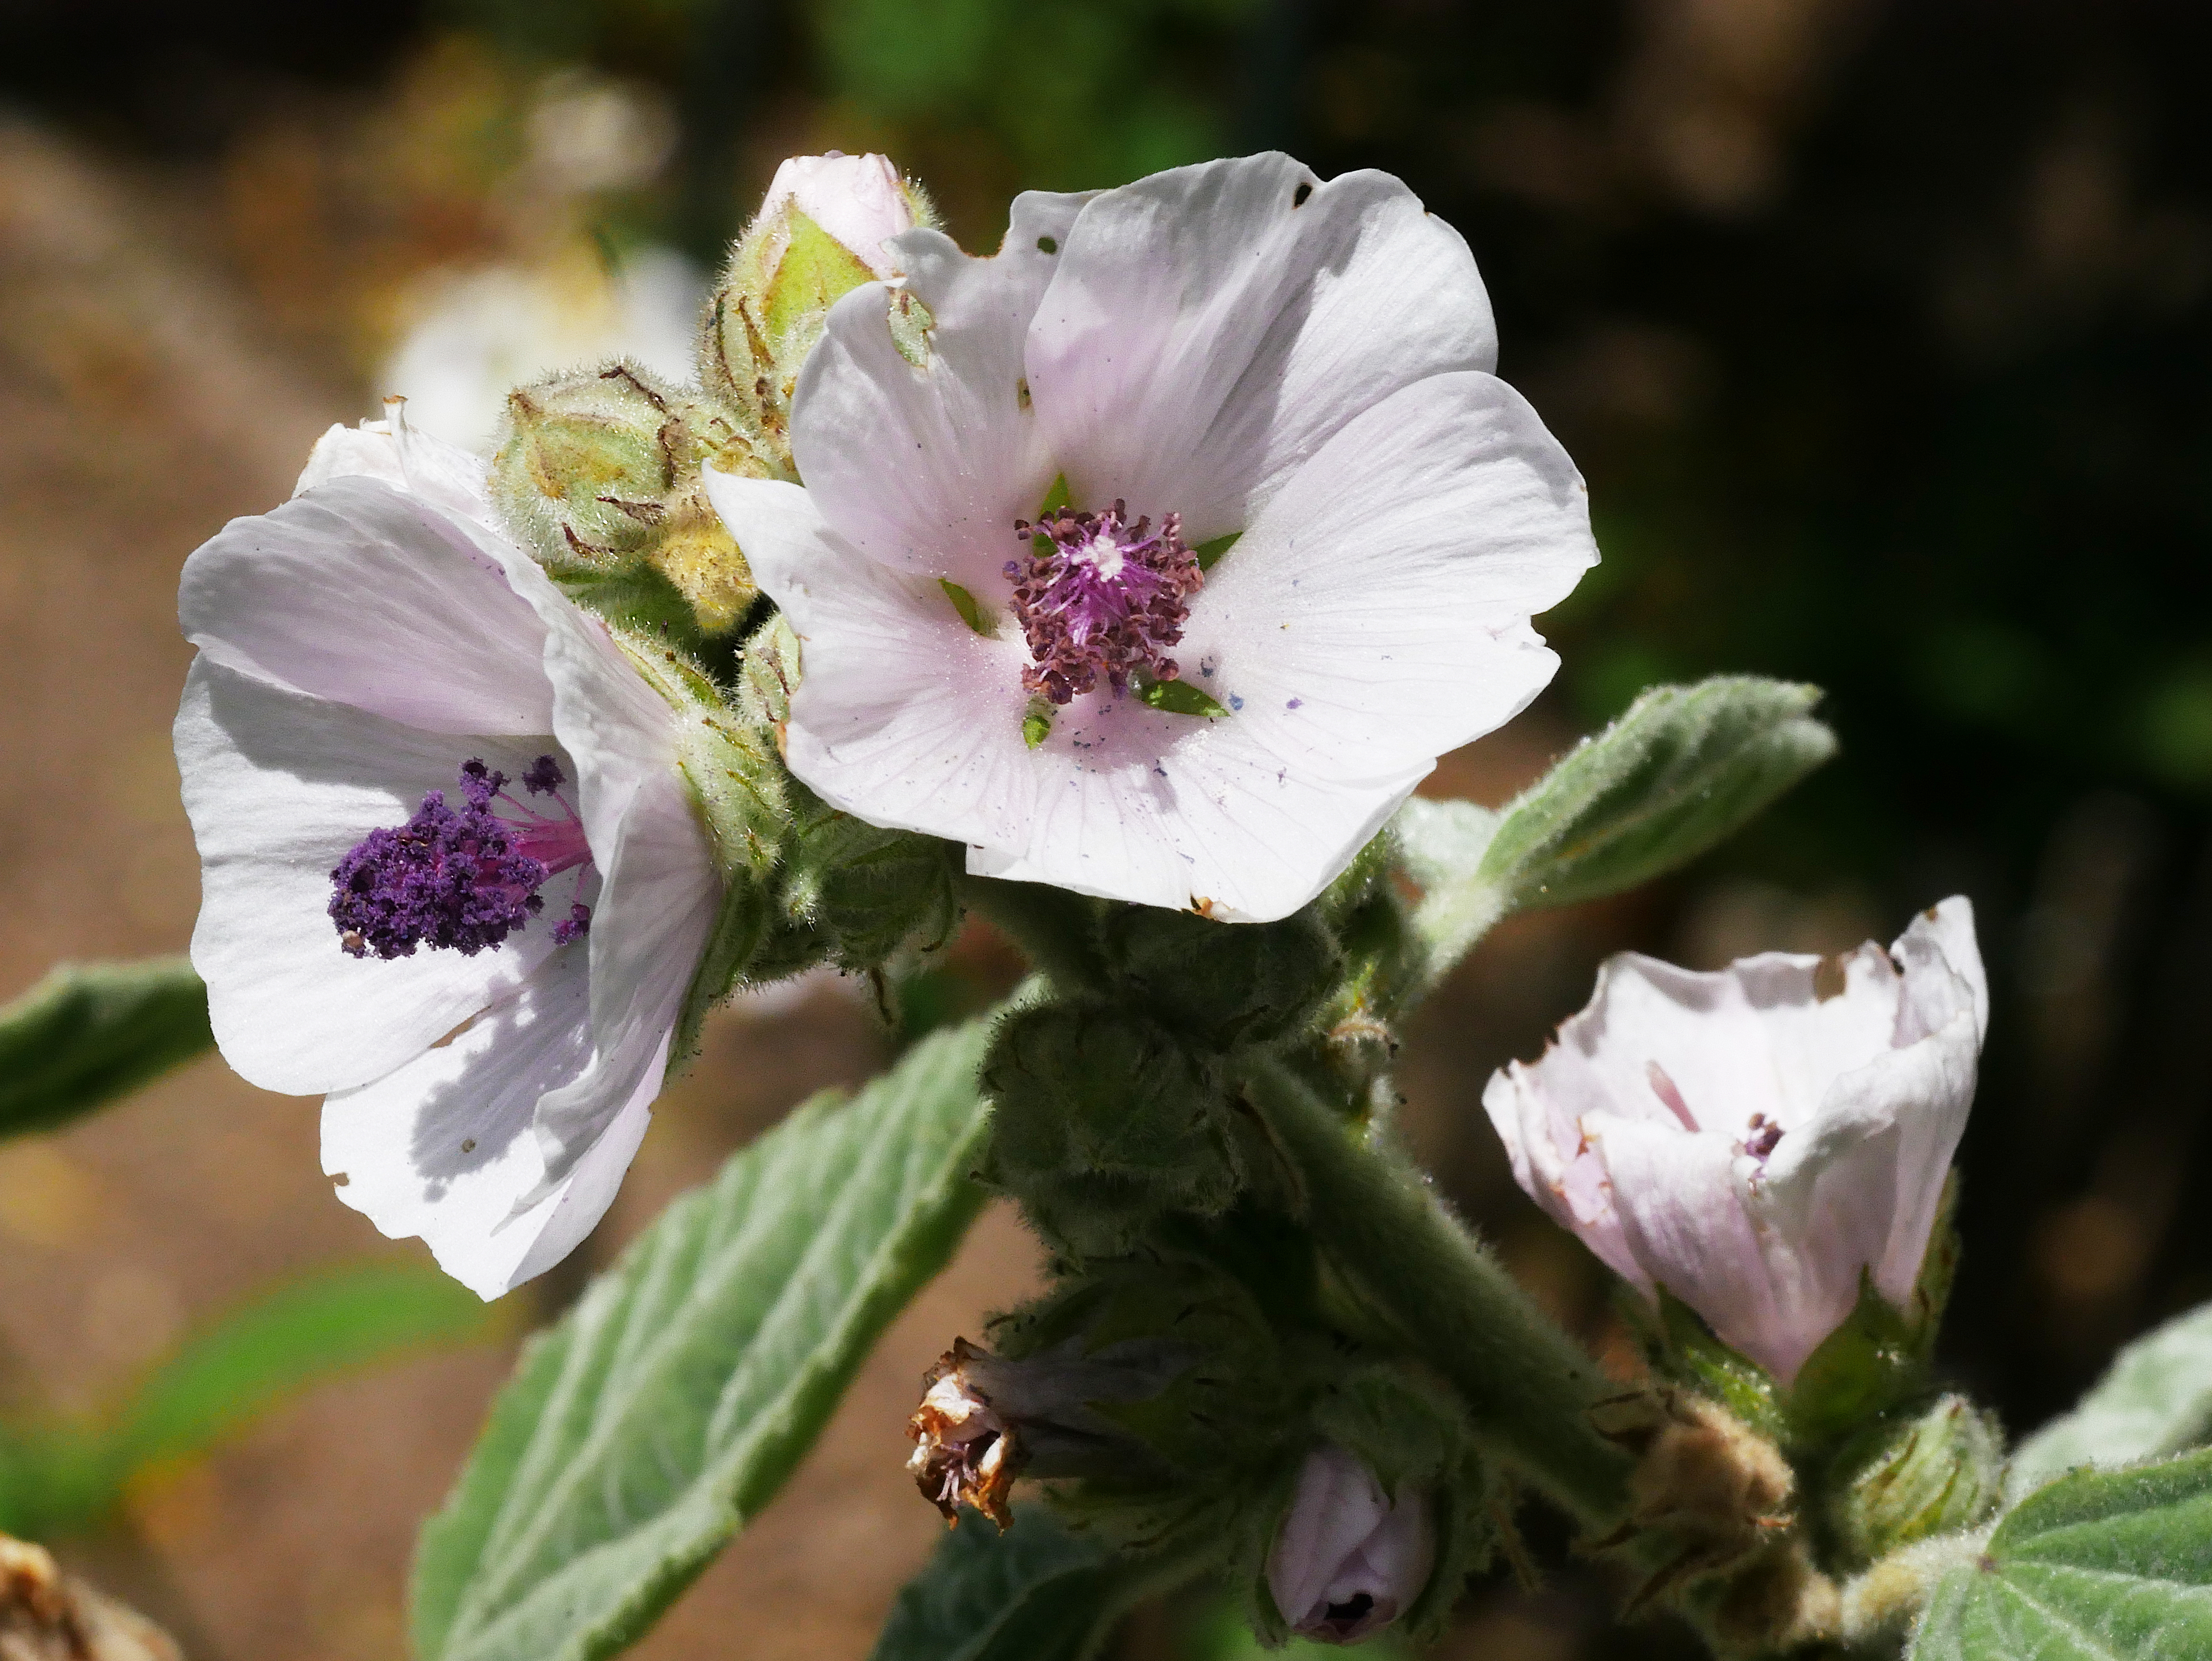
top-left (1099, 906), bottom-right (1341, 1051)
top-left (1824, 1393), bottom-right (2004, 1569)
top-left (699, 152), bottom-right (938, 466)
top-left (492, 362), bottom-right (692, 567)
top-left (775, 785), bottom-right (958, 972)
top-left (982, 1002), bottom-right (1241, 1258)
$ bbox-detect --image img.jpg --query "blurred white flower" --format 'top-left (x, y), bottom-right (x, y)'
top-left (709, 152), bottom-right (1596, 923)
top-left (175, 407), bottom-right (718, 1297)
top-left (380, 246), bottom-right (703, 454)
top-left (1266, 1444), bottom-right (1435, 1643)
top-left (1483, 897), bottom-right (1989, 1384)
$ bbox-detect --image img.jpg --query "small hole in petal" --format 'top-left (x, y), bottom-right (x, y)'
top-left (1293, 182), bottom-right (1313, 207)
top-left (1037, 235), bottom-right (1058, 253)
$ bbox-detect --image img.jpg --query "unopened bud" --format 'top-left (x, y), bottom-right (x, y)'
top-left (1265, 1444), bottom-right (1436, 1644)
top-left (700, 151), bottom-right (936, 459)
top-left (491, 362), bottom-right (690, 567)
top-left (1100, 906), bottom-right (1341, 1050)
top-left (1825, 1393), bottom-right (2004, 1569)
top-left (644, 481), bottom-right (757, 636)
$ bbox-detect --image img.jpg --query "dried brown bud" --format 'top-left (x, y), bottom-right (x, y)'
top-left (907, 1340), bottom-right (1025, 1529)
top-left (1588, 1388), bottom-right (1796, 1611)
top-left (0, 1534), bottom-right (180, 1661)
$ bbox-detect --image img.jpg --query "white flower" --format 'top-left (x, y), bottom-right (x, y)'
top-left (756, 151), bottom-right (918, 278)
top-left (1266, 1444), bottom-right (1435, 1643)
top-left (174, 405), bottom-right (719, 1297)
top-left (705, 152), bottom-right (1597, 923)
top-left (1482, 897), bottom-right (1989, 1384)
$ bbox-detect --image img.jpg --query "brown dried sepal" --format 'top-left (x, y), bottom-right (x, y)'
top-left (1587, 1388), bottom-right (1797, 1613)
top-left (0, 1533), bottom-right (181, 1661)
top-left (906, 1340), bottom-right (1025, 1530)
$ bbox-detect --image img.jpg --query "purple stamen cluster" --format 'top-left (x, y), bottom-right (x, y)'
top-left (1005, 500), bottom-right (1202, 705)
top-left (330, 756), bottom-right (593, 960)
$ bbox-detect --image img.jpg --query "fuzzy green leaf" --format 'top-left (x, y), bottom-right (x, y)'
top-left (0, 1260), bottom-right (492, 1537)
top-left (869, 1508), bottom-right (1167, 1661)
top-left (1911, 1448), bottom-right (2212, 1661)
top-left (411, 1011), bottom-right (1005, 1661)
top-left (1407, 678), bottom-right (1833, 983)
top-left (0, 957), bottom-right (212, 1139)
top-left (2008, 1299), bottom-right (2212, 1503)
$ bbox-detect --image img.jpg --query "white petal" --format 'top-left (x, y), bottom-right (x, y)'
top-left (1481, 1062), bottom-right (1646, 1292)
top-left (321, 952), bottom-right (651, 1299)
top-left (293, 414), bottom-right (496, 529)
top-left (520, 591), bottom-right (717, 1184)
top-left (1589, 1113), bottom-right (1809, 1377)
top-left (1027, 153), bottom-right (1497, 542)
top-left (719, 474), bottom-right (1427, 922)
top-left (761, 152), bottom-right (914, 277)
top-left (1178, 370), bottom-right (1594, 787)
top-left (1268, 1446), bottom-right (1390, 1627)
top-left (176, 659), bottom-right (571, 1095)
top-left (181, 476), bottom-right (554, 736)
top-left (786, 191), bottom-right (1092, 590)
top-left (1891, 895), bottom-right (1988, 1044)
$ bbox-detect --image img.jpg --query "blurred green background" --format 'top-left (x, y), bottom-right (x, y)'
top-left (0, 0), bottom-right (2206, 1656)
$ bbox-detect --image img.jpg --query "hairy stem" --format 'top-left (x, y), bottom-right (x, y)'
top-left (957, 873), bottom-right (1108, 994)
top-left (1244, 1055), bottom-right (1633, 1529)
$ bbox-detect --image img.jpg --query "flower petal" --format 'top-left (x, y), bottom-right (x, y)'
top-left (181, 476), bottom-right (554, 736)
top-left (1178, 370), bottom-right (1595, 786)
top-left (722, 474), bottom-right (1435, 921)
top-left (520, 594), bottom-right (717, 1186)
top-left (176, 659), bottom-right (573, 1095)
top-left (787, 191), bottom-right (1092, 590)
top-left (1027, 153), bottom-right (1498, 542)
top-left (318, 950), bottom-right (655, 1299)
top-left (293, 414), bottom-right (496, 530)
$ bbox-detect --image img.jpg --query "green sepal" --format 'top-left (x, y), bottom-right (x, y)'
top-left (1630, 1286), bottom-right (1785, 1441)
top-left (736, 610), bottom-right (800, 731)
top-left (777, 786), bottom-right (960, 973)
top-left (941, 578), bottom-right (997, 634)
top-left (1788, 1186), bottom-right (1955, 1446)
top-left (760, 211), bottom-right (876, 347)
top-left (1023, 699), bottom-right (1056, 750)
top-left (1194, 531), bottom-right (1239, 572)
top-left (1133, 674), bottom-right (1229, 719)
top-left (614, 632), bottom-right (787, 887)
top-left (1037, 472), bottom-right (1072, 516)
top-left (546, 559), bottom-right (715, 660)
top-left (1823, 1393), bottom-right (2004, 1569)
top-left (490, 363), bottom-right (690, 569)
top-left (672, 876), bottom-right (771, 1062)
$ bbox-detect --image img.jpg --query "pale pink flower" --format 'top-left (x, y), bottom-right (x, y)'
top-left (1266, 1444), bottom-right (1435, 1643)
top-left (1483, 898), bottom-right (1988, 1384)
top-left (707, 152), bottom-right (1596, 922)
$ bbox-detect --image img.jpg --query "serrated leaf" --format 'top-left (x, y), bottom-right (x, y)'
top-left (2008, 1299), bottom-right (2212, 1503)
top-left (869, 1508), bottom-right (1172, 1661)
top-left (0, 1260), bottom-right (492, 1537)
top-left (412, 1009), bottom-right (1009, 1661)
top-left (0, 957), bottom-right (212, 1139)
top-left (1910, 1448), bottom-right (2212, 1661)
top-left (1409, 679), bottom-right (1833, 983)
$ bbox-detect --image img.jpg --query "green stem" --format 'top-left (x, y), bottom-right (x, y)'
top-left (1244, 1055), bottom-right (1633, 1529)
top-left (957, 874), bottom-right (1108, 994)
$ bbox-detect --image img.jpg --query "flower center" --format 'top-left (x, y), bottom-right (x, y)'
top-left (1005, 500), bottom-right (1202, 705)
top-left (329, 756), bottom-right (593, 960)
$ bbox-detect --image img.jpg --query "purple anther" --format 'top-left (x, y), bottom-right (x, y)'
top-left (1007, 500), bottom-right (1202, 705)
top-left (329, 755), bottom-right (593, 960)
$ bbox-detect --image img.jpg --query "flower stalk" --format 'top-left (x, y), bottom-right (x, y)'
top-left (1240, 1054), bottom-right (1634, 1530)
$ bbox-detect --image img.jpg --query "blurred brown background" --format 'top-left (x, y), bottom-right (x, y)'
top-left (1, 0), bottom-right (2208, 1656)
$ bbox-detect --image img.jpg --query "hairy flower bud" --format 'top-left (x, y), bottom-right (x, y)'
top-left (1264, 1445), bottom-right (1436, 1644)
top-left (700, 151), bottom-right (935, 461)
top-left (1100, 906), bottom-right (1341, 1050)
top-left (1825, 1394), bottom-right (2004, 1569)
top-left (982, 1002), bottom-right (1240, 1257)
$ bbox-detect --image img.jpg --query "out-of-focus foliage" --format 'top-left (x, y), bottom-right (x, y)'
top-left (0, 1262), bottom-right (495, 1539)
top-left (0, 960), bottom-right (211, 1140)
